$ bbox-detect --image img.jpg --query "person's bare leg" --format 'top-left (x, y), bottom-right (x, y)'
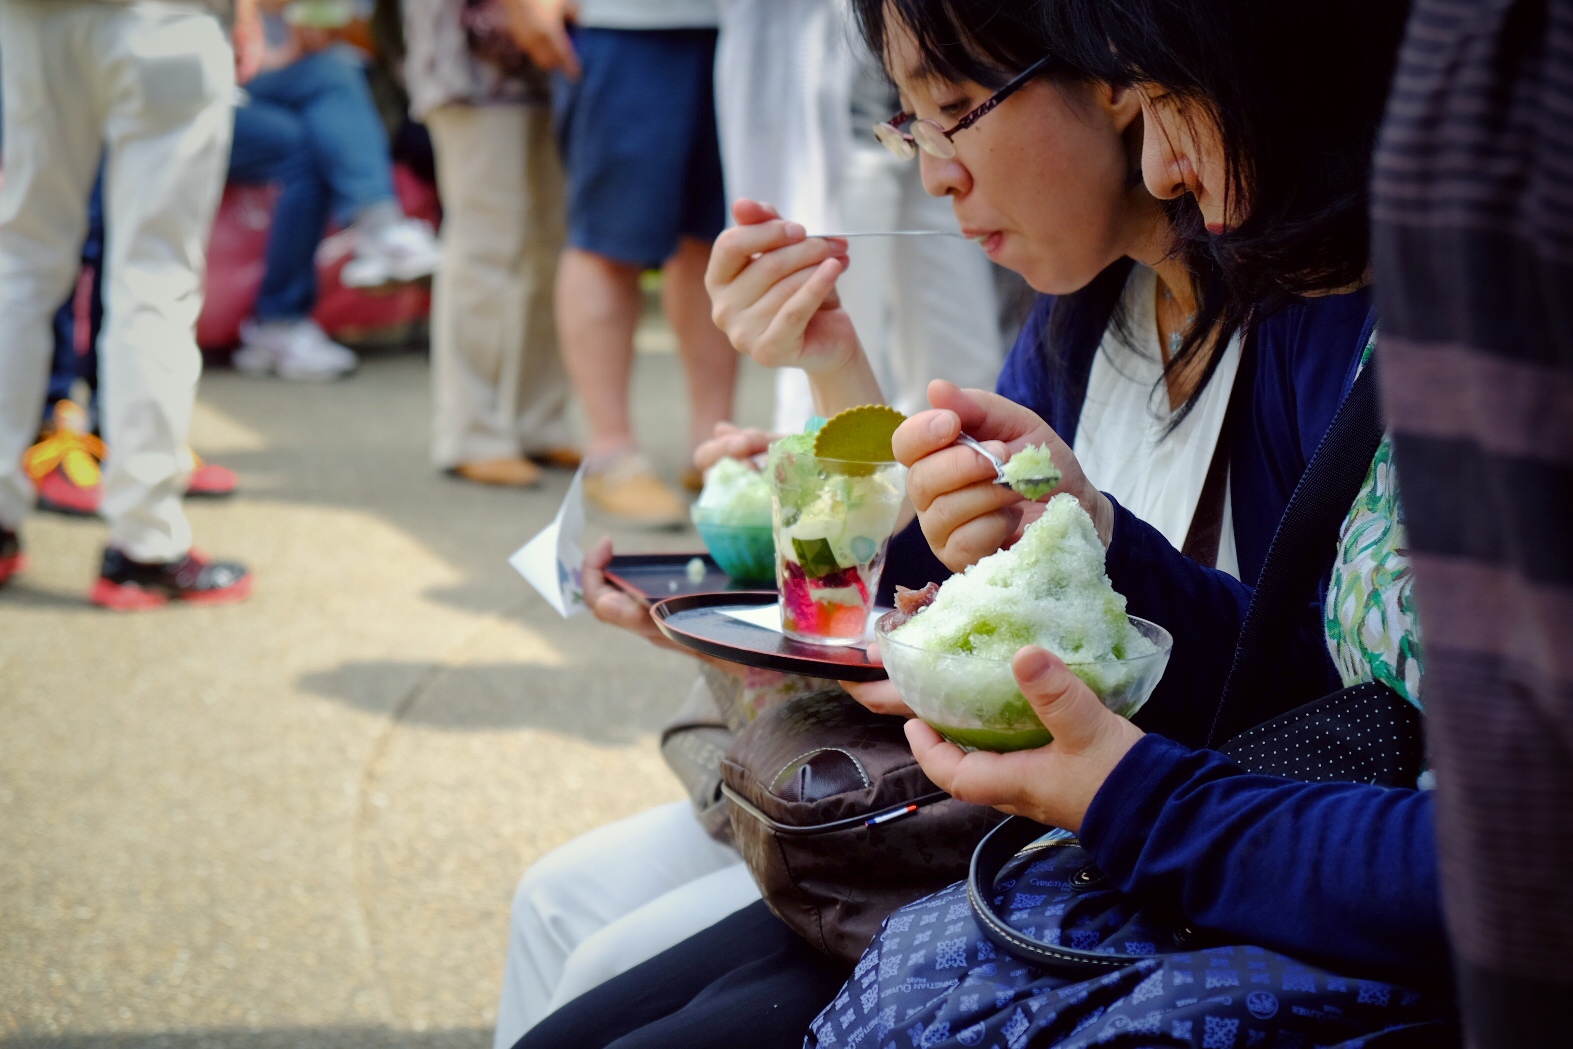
top-left (555, 247), bottom-right (642, 462)
top-left (662, 237), bottom-right (738, 455)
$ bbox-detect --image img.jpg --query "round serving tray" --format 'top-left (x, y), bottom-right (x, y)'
top-left (649, 592), bottom-right (889, 682)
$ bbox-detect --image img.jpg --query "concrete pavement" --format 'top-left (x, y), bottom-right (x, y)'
top-left (0, 336), bottom-right (774, 1047)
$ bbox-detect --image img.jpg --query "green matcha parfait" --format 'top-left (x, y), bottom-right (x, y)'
top-left (766, 433), bottom-right (906, 645)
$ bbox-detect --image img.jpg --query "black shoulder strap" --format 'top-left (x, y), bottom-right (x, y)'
top-left (967, 818), bottom-right (1156, 975)
top-left (1181, 339), bottom-right (1257, 568)
top-left (1206, 358), bottom-right (1384, 748)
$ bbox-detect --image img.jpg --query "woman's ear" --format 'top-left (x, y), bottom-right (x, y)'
top-left (1106, 83), bottom-right (1144, 135)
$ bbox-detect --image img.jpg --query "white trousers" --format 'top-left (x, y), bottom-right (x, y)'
top-left (714, 0), bottom-right (852, 234)
top-left (0, 0), bottom-right (233, 560)
top-left (773, 143), bottom-right (1006, 432)
top-left (426, 103), bottom-right (574, 469)
top-left (492, 801), bottom-right (761, 1048)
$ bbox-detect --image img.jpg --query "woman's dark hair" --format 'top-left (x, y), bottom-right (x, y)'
top-left (1072, 0), bottom-right (1411, 301)
top-left (849, 0), bottom-right (1239, 430)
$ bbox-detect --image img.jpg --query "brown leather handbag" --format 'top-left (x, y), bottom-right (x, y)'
top-left (721, 688), bottom-right (1007, 966)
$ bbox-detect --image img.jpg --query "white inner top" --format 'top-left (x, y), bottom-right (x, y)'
top-left (1072, 265), bottom-right (1243, 579)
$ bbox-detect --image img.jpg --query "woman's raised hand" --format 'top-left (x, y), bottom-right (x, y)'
top-left (894, 381), bottom-right (1113, 573)
top-left (904, 647), bottom-right (1144, 834)
top-left (706, 200), bottom-right (860, 377)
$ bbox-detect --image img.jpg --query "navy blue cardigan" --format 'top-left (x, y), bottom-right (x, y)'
top-left (884, 287), bottom-right (1448, 985)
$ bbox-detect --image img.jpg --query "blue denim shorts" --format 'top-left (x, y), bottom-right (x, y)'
top-left (553, 27), bottom-right (727, 269)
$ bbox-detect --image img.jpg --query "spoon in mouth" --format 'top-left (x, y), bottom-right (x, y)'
top-left (808, 230), bottom-right (966, 238)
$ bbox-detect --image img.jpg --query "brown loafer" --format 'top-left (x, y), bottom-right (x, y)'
top-left (530, 447), bottom-right (584, 471)
top-left (583, 454), bottom-right (688, 529)
top-left (450, 457), bottom-right (542, 487)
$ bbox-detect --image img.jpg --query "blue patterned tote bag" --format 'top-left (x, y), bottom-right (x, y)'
top-left (805, 831), bottom-right (1453, 1049)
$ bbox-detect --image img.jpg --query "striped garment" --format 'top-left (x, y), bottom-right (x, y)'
top-left (1372, 0), bottom-right (1573, 1043)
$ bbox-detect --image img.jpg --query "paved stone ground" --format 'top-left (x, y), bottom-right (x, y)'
top-left (0, 333), bottom-right (775, 1047)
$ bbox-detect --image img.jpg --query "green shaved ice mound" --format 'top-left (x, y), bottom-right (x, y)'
top-left (695, 457), bottom-right (772, 526)
top-left (892, 494), bottom-right (1148, 664)
top-left (1002, 443), bottom-right (1062, 500)
top-left (883, 494), bottom-right (1163, 750)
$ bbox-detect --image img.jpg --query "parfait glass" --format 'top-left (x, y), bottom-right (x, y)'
top-left (766, 447), bottom-right (907, 645)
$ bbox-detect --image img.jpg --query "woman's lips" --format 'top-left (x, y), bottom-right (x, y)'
top-left (1205, 222), bottom-right (1227, 235)
top-left (962, 229), bottom-right (1005, 255)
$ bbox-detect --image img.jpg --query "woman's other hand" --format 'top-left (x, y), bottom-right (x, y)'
top-left (840, 643), bottom-right (916, 717)
top-left (581, 536), bottom-right (682, 652)
top-left (694, 421), bottom-right (775, 474)
top-left (895, 380), bottom-right (1113, 573)
top-left (904, 646), bottom-right (1143, 834)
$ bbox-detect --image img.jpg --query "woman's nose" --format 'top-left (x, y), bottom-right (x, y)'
top-left (918, 151), bottom-right (970, 200)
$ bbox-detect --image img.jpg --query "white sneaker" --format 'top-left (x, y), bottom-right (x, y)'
top-left (339, 218), bottom-right (441, 289)
top-left (233, 319), bottom-right (359, 381)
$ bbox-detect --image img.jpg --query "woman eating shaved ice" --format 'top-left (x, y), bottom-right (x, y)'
top-left (505, 0), bottom-right (1449, 1046)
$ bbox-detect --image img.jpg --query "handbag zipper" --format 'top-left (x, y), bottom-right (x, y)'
top-left (720, 783), bottom-right (952, 836)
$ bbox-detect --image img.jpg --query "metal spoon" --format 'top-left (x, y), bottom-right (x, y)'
top-left (955, 433), bottom-right (1059, 493)
top-left (808, 230), bottom-right (966, 238)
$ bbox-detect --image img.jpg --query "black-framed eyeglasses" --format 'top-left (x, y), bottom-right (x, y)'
top-left (873, 57), bottom-right (1051, 160)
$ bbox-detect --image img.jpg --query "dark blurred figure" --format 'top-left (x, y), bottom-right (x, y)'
top-left (1373, 0), bottom-right (1573, 1043)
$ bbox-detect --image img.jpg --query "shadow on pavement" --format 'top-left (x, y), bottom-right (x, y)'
top-left (297, 660), bottom-right (677, 741)
top-left (0, 581), bottom-right (92, 609)
top-left (5, 1029), bottom-right (488, 1049)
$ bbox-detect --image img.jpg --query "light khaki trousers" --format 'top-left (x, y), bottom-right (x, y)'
top-left (427, 103), bottom-right (573, 468)
top-left (0, 0), bottom-right (233, 561)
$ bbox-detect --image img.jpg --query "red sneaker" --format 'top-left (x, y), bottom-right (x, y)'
top-left (0, 528), bottom-right (24, 587)
top-left (187, 455), bottom-right (238, 498)
top-left (90, 548), bottom-right (252, 610)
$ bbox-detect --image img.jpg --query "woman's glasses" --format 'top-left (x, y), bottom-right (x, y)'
top-left (873, 57), bottom-right (1051, 161)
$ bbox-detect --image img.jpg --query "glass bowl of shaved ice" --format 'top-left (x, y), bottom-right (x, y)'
top-left (876, 493), bottom-right (1172, 751)
top-left (692, 457), bottom-right (776, 584)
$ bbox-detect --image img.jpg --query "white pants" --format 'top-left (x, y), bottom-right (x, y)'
top-left (426, 103), bottom-right (574, 469)
top-left (773, 144), bottom-right (1006, 432)
top-left (492, 801), bottom-right (761, 1048)
top-left (0, 0), bottom-right (233, 560)
top-left (714, 0), bottom-right (852, 234)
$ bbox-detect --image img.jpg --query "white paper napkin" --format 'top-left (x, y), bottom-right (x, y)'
top-left (509, 466), bottom-right (588, 618)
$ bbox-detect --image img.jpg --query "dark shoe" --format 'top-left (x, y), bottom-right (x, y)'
top-left (90, 548), bottom-right (252, 610)
top-left (0, 528), bottom-right (24, 587)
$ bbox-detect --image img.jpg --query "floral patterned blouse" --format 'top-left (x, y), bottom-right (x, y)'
top-left (1323, 339), bottom-right (1425, 709)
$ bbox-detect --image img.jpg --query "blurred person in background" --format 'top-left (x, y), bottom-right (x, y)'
top-left (17, 5), bottom-right (416, 517)
top-left (400, 0), bottom-right (580, 487)
top-left (229, 0), bottom-right (441, 380)
top-left (528, 0), bottom-right (738, 526)
top-left (22, 177), bottom-right (239, 518)
top-left (0, 0), bottom-right (256, 607)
